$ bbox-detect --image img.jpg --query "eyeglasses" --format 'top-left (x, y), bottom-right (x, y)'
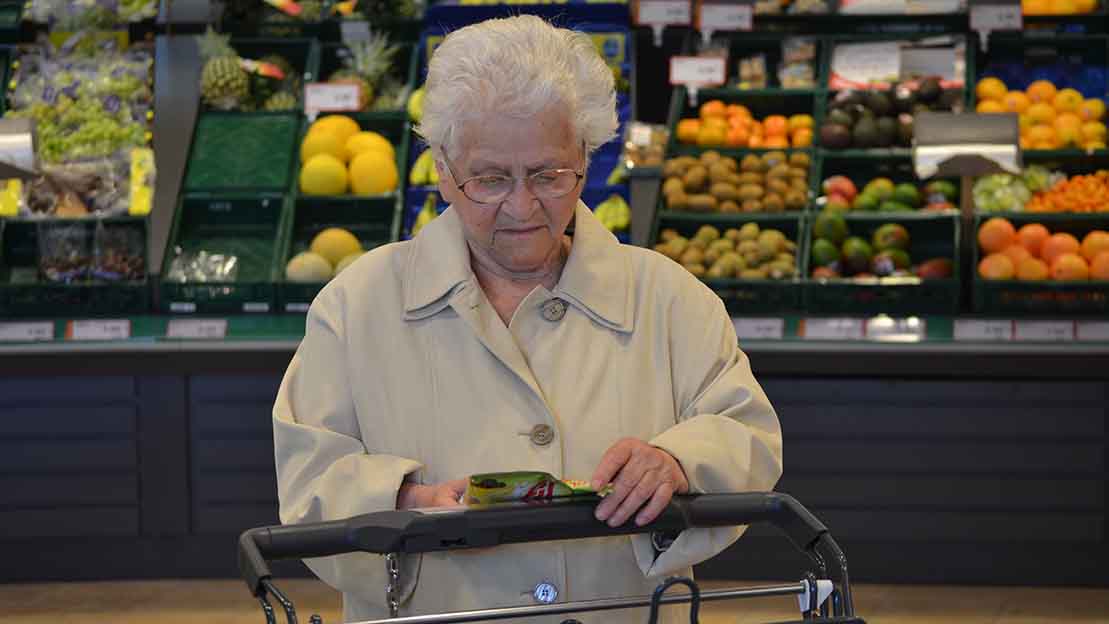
top-left (440, 149), bottom-right (585, 205)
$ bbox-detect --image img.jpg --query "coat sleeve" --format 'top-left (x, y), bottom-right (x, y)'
top-left (273, 287), bottom-right (424, 609)
top-left (630, 279), bottom-right (784, 578)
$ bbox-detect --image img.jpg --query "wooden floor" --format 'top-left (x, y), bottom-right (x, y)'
top-left (1, 579), bottom-right (1107, 623)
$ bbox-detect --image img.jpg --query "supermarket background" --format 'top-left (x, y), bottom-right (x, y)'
top-left (1, 0), bottom-right (1109, 621)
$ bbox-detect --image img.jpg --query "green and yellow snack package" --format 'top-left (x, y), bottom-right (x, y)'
top-left (465, 471), bottom-right (614, 505)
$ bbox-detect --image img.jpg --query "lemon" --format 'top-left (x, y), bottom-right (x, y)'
top-left (349, 151), bottom-right (399, 195)
top-left (286, 252), bottom-right (333, 282)
top-left (301, 131), bottom-right (347, 164)
top-left (309, 115), bottom-right (361, 145)
top-left (300, 154), bottom-right (349, 195)
top-left (311, 228), bottom-right (363, 267)
top-left (345, 131), bottom-right (395, 162)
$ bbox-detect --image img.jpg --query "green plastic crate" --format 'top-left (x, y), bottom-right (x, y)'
top-left (277, 195), bottom-right (402, 313)
top-left (817, 153), bottom-right (960, 213)
top-left (318, 41), bottom-right (417, 121)
top-left (972, 213), bottom-right (1109, 316)
top-left (803, 212), bottom-right (961, 315)
top-left (0, 216), bottom-right (150, 317)
top-left (160, 195), bottom-right (287, 314)
top-left (649, 211), bottom-right (806, 314)
top-left (665, 87), bottom-right (819, 158)
top-left (183, 112), bottom-right (300, 194)
top-left (295, 114), bottom-right (410, 199)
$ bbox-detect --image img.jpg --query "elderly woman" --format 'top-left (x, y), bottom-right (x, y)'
top-left (273, 14), bottom-right (782, 624)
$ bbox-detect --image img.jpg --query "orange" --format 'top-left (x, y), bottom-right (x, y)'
top-left (1041, 232), bottom-right (1081, 265)
top-left (1017, 223), bottom-right (1051, 257)
top-left (1091, 251), bottom-right (1109, 280)
top-left (1017, 257), bottom-right (1050, 281)
top-left (1081, 230), bottom-right (1109, 262)
top-left (978, 217), bottom-right (1017, 254)
top-left (697, 123), bottom-right (727, 147)
top-left (1054, 113), bottom-right (1084, 147)
top-left (676, 118), bottom-right (701, 144)
top-left (728, 114), bottom-right (751, 129)
top-left (1019, 114), bottom-right (1036, 133)
top-left (1078, 98), bottom-right (1106, 122)
top-left (747, 134), bottom-right (764, 149)
top-left (1002, 244), bottom-right (1032, 267)
top-left (788, 114), bottom-right (814, 132)
top-left (763, 115), bottom-right (789, 137)
top-left (1051, 253), bottom-right (1090, 281)
top-left (1020, 136), bottom-right (1033, 150)
top-left (1081, 121), bottom-right (1107, 144)
top-left (1023, 0), bottom-right (1051, 13)
top-left (700, 100), bottom-right (726, 120)
top-left (1085, 140), bottom-right (1108, 151)
top-left (725, 125), bottom-right (749, 148)
top-left (1075, 0), bottom-right (1097, 11)
top-left (725, 104), bottom-right (751, 120)
top-left (1052, 0), bottom-right (1080, 14)
top-left (1003, 91), bottom-right (1032, 114)
top-left (791, 127), bottom-right (814, 148)
top-left (748, 120), bottom-right (763, 137)
top-left (979, 253), bottom-right (1016, 280)
top-left (976, 99), bottom-right (1005, 114)
top-left (764, 135), bottom-right (791, 149)
top-left (1027, 124), bottom-right (1058, 147)
top-left (1027, 102), bottom-right (1057, 125)
top-left (1053, 88), bottom-right (1084, 114)
top-left (976, 77), bottom-right (1008, 102)
top-left (1027, 80), bottom-right (1058, 104)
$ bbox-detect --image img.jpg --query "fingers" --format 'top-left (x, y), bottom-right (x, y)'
top-left (606, 468), bottom-right (660, 528)
top-left (591, 439), bottom-right (634, 491)
top-left (635, 481), bottom-right (674, 526)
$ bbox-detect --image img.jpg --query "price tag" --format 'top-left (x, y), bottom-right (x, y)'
top-left (636, 0), bottom-right (691, 46)
top-left (953, 319), bottom-right (1013, 342)
top-left (66, 319), bottom-right (131, 342)
top-left (699, 2), bottom-right (753, 41)
top-left (865, 316), bottom-right (926, 343)
top-left (243, 302), bottom-right (271, 313)
top-left (1014, 320), bottom-right (1074, 342)
top-left (732, 317), bottom-right (785, 341)
top-left (166, 319), bottom-right (228, 340)
top-left (305, 83), bottom-right (362, 116)
top-left (1076, 321), bottom-right (1109, 342)
top-left (0, 321), bottom-right (54, 343)
top-left (170, 302), bottom-right (197, 314)
top-left (669, 56), bottom-right (726, 86)
top-left (970, 0), bottom-right (1022, 51)
top-left (286, 303), bottom-right (310, 313)
top-left (629, 124), bottom-right (653, 147)
top-left (340, 19), bottom-right (371, 44)
top-left (801, 318), bottom-right (865, 341)
top-left (829, 42), bottom-right (902, 91)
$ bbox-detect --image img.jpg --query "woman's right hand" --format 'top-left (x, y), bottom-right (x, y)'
top-left (397, 479), bottom-right (468, 509)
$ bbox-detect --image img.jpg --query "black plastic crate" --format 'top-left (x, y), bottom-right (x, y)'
top-left (160, 195), bottom-right (287, 314)
top-left (278, 195), bottom-right (401, 313)
top-left (804, 212), bottom-right (961, 315)
top-left (0, 217), bottom-right (150, 317)
top-left (972, 213), bottom-right (1109, 316)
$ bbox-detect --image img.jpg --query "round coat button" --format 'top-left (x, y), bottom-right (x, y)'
top-left (541, 298), bottom-right (567, 322)
top-left (533, 582), bottom-right (558, 604)
top-left (529, 424), bottom-right (555, 446)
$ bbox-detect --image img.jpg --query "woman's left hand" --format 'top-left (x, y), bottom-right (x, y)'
top-left (591, 438), bottom-right (689, 528)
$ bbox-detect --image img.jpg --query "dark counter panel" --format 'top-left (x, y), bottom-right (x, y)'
top-left (784, 440), bottom-right (1104, 475)
top-left (1, 508), bottom-right (140, 539)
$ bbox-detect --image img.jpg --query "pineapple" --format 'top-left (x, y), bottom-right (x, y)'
top-left (299, 0), bottom-right (323, 21)
top-left (197, 28), bottom-right (249, 111)
top-left (328, 30), bottom-right (399, 111)
top-left (264, 92), bottom-right (298, 111)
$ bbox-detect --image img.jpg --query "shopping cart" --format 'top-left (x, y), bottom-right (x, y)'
top-left (238, 492), bottom-right (864, 624)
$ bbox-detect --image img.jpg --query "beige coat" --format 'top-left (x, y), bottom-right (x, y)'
top-left (273, 202), bottom-right (783, 624)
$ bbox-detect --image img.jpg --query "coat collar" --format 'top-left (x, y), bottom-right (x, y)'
top-left (402, 201), bottom-right (634, 333)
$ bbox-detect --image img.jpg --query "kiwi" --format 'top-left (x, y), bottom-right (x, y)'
top-left (776, 252), bottom-right (796, 266)
top-left (688, 238), bottom-right (707, 251)
top-left (659, 228), bottom-right (679, 242)
top-left (720, 200), bottom-right (740, 213)
top-left (763, 193), bottom-right (785, 213)
top-left (789, 177), bottom-right (810, 193)
top-left (705, 248), bottom-right (722, 266)
top-left (767, 260), bottom-right (797, 280)
top-left (683, 166), bottom-right (709, 192)
top-left (719, 157), bottom-right (738, 171)
top-left (708, 162), bottom-right (733, 183)
top-left (767, 164), bottom-right (791, 180)
top-left (669, 237), bottom-right (690, 258)
top-left (662, 156), bottom-right (697, 178)
top-left (740, 154), bottom-right (765, 173)
top-left (653, 243), bottom-right (670, 255)
top-left (766, 178), bottom-right (791, 196)
top-left (763, 151), bottom-right (786, 167)
top-left (705, 264), bottom-right (727, 279)
top-left (789, 152), bottom-right (811, 168)
top-left (788, 167), bottom-right (808, 180)
top-left (687, 194), bottom-right (718, 212)
top-left (710, 182), bottom-right (739, 202)
top-left (683, 263), bottom-right (707, 278)
top-left (662, 177), bottom-right (684, 196)
top-left (681, 248), bottom-right (705, 266)
top-left (742, 199), bottom-right (764, 213)
top-left (740, 267), bottom-right (769, 280)
top-left (699, 150), bottom-right (722, 166)
top-left (784, 189), bottom-right (807, 211)
top-left (666, 189), bottom-right (689, 211)
top-left (738, 184), bottom-right (765, 201)
top-left (719, 252), bottom-right (745, 274)
top-left (696, 225), bottom-right (721, 241)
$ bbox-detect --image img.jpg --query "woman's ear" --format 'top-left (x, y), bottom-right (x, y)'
top-left (435, 160), bottom-right (458, 204)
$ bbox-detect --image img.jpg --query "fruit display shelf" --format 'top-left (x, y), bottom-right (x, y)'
top-left (803, 212), bottom-right (961, 315)
top-left (0, 216), bottom-right (150, 316)
top-left (973, 212), bottom-right (1109, 316)
top-left (160, 195), bottom-right (287, 314)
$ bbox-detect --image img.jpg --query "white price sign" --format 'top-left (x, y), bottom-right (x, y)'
top-left (1014, 320), bottom-right (1075, 342)
top-left (732, 317), bottom-right (785, 341)
top-left (970, 3), bottom-right (1023, 33)
top-left (1076, 321), bottom-right (1109, 342)
top-left (305, 83), bottom-right (362, 113)
top-left (637, 0), bottom-right (692, 25)
top-left (66, 319), bottom-right (131, 342)
top-left (865, 316), bottom-right (926, 342)
top-left (801, 318), bottom-right (865, 341)
top-left (669, 56), bottom-right (726, 87)
top-left (166, 319), bottom-right (228, 340)
top-left (953, 319), bottom-right (1013, 342)
top-left (0, 321), bottom-right (54, 343)
top-left (340, 20), bottom-right (372, 44)
top-left (700, 3), bottom-right (752, 32)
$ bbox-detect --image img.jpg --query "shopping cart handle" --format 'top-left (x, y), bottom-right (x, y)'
top-left (239, 492), bottom-right (827, 597)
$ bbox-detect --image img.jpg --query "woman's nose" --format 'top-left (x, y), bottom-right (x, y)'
top-left (500, 177), bottom-right (540, 219)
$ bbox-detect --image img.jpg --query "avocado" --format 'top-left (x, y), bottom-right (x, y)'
top-left (841, 237), bottom-right (874, 275)
top-left (875, 117), bottom-right (897, 148)
top-left (865, 91), bottom-right (893, 117)
top-left (892, 183), bottom-right (921, 207)
top-left (852, 117), bottom-right (879, 149)
top-left (826, 108), bottom-right (854, 128)
top-left (892, 83), bottom-right (917, 113)
top-left (864, 178), bottom-right (895, 200)
top-left (897, 113), bottom-right (915, 147)
top-left (853, 192), bottom-right (880, 212)
top-left (918, 77), bottom-right (942, 103)
top-left (832, 90), bottom-right (866, 109)
top-left (851, 104), bottom-right (875, 122)
top-left (872, 223), bottom-right (911, 251)
top-left (871, 249), bottom-right (912, 276)
top-left (811, 238), bottom-right (841, 267)
top-left (879, 201), bottom-right (912, 213)
top-left (820, 123), bottom-right (852, 150)
top-left (938, 89), bottom-right (964, 113)
top-left (813, 210), bottom-right (849, 245)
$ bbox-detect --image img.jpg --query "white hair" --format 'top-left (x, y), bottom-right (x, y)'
top-left (416, 15), bottom-right (618, 160)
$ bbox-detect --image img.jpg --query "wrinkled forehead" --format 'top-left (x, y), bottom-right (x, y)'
top-left (448, 110), bottom-right (583, 170)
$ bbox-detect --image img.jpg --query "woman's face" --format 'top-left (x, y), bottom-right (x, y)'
top-left (436, 107), bottom-right (584, 278)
